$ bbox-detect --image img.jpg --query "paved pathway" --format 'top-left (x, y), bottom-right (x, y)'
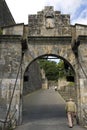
top-left (15, 88), bottom-right (86, 130)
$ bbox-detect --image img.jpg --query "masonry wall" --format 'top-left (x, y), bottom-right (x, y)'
top-left (77, 36), bottom-right (87, 123)
top-left (71, 24), bottom-right (87, 40)
top-left (3, 24), bottom-right (24, 35)
top-left (23, 61), bottom-right (42, 95)
top-left (28, 6), bottom-right (71, 36)
top-left (0, 35), bottom-right (43, 125)
top-left (0, 35), bottom-right (22, 122)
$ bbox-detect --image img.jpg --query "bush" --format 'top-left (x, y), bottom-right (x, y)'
top-left (68, 82), bottom-right (75, 87)
top-left (0, 28), bottom-right (2, 35)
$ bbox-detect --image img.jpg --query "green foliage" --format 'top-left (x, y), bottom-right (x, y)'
top-left (39, 58), bottom-right (75, 81)
top-left (39, 59), bottom-right (59, 80)
top-left (0, 28), bottom-right (2, 35)
top-left (68, 82), bottom-right (75, 87)
top-left (57, 60), bottom-right (64, 69)
top-left (39, 59), bottom-right (66, 80)
top-left (57, 60), bottom-right (66, 78)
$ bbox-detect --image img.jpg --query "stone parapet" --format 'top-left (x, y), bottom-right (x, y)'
top-left (28, 6), bottom-right (71, 36)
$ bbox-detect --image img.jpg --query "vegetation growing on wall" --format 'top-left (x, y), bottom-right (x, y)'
top-left (67, 82), bottom-right (75, 87)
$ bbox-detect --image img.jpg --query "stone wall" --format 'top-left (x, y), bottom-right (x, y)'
top-left (76, 24), bottom-right (87, 38)
top-left (28, 6), bottom-right (71, 36)
top-left (0, 35), bottom-right (22, 123)
top-left (77, 36), bottom-right (87, 123)
top-left (3, 23), bottom-right (24, 35)
top-left (71, 24), bottom-right (87, 40)
top-left (58, 78), bottom-right (70, 90)
top-left (23, 61), bottom-right (42, 95)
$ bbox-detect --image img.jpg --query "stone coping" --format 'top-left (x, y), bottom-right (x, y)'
top-left (78, 35), bottom-right (87, 43)
top-left (0, 35), bottom-right (22, 42)
top-left (28, 36), bottom-right (72, 43)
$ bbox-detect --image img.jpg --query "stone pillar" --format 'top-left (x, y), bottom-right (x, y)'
top-left (79, 78), bottom-right (87, 125)
top-left (41, 68), bottom-right (48, 89)
top-left (77, 41), bottom-right (87, 126)
top-left (0, 36), bottom-right (22, 127)
top-left (42, 78), bottom-right (48, 89)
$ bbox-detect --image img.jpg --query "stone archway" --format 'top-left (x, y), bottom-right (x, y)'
top-left (21, 51), bottom-right (78, 119)
top-left (23, 53), bottom-right (76, 95)
top-left (0, 6), bottom-right (87, 128)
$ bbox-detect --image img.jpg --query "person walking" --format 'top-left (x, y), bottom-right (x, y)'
top-left (65, 98), bottom-right (77, 128)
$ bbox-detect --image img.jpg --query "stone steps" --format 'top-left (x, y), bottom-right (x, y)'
top-left (58, 90), bottom-right (77, 102)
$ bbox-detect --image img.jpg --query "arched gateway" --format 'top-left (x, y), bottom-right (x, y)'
top-left (0, 6), bottom-right (87, 127)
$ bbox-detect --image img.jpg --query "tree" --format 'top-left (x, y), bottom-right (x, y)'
top-left (38, 58), bottom-right (74, 81)
top-left (57, 60), bottom-right (66, 79)
top-left (39, 59), bottom-right (59, 80)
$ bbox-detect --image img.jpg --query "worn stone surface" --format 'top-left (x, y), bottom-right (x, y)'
top-left (3, 23), bottom-right (24, 35)
top-left (23, 61), bottom-right (42, 95)
top-left (0, 35), bottom-right (22, 124)
top-left (28, 6), bottom-right (71, 36)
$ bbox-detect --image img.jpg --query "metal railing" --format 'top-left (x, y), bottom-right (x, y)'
top-left (83, 108), bottom-right (87, 127)
top-left (0, 108), bottom-right (17, 130)
top-left (0, 54), bottom-right (23, 130)
top-left (78, 49), bottom-right (87, 78)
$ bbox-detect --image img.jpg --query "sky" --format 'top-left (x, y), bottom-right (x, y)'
top-left (5, 0), bottom-right (87, 25)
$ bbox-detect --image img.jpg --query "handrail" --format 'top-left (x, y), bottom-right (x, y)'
top-left (7, 109), bottom-right (17, 129)
top-left (78, 49), bottom-right (87, 78)
top-left (0, 39), bottom-right (26, 129)
top-left (0, 109), bottom-right (17, 130)
top-left (83, 108), bottom-right (87, 126)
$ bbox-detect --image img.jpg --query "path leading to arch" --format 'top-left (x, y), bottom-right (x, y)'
top-left (15, 88), bottom-right (86, 130)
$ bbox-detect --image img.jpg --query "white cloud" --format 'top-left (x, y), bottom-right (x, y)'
top-left (71, 7), bottom-right (87, 25)
top-left (54, 0), bottom-right (81, 12)
top-left (5, 0), bottom-right (87, 25)
top-left (79, 8), bottom-right (87, 19)
top-left (72, 17), bottom-right (87, 25)
top-left (51, 0), bottom-right (87, 25)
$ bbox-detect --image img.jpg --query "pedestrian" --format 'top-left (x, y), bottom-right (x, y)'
top-left (65, 98), bottom-right (77, 128)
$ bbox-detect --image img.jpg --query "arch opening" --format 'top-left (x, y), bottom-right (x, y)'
top-left (23, 53), bottom-right (76, 95)
top-left (22, 54), bottom-right (77, 124)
